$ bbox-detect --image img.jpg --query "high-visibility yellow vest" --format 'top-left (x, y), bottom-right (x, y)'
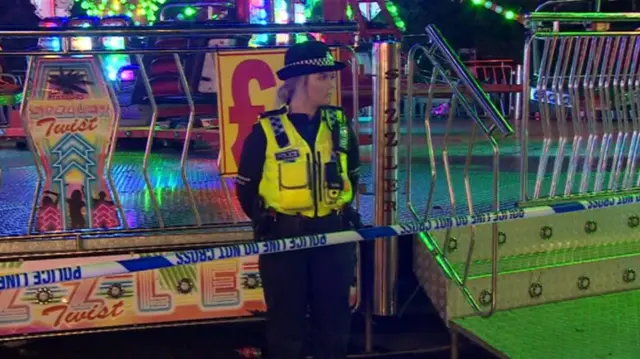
top-left (258, 106), bottom-right (353, 217)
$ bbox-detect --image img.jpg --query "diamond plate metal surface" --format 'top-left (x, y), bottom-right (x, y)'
top-left (415, 203), bottom-right (640, 321)
top-left (453, 289), bottom-right (640, 359)
top-left (1, 135), bottom-right (530, 235)
top-left (434, 203), bottom-right (640, 276)
top-left (413, 235), bottom-right (450, 321)
top-left (0, 149), bottom-right (246, 235)
top-left (448, 252), bottom-right (640, 319)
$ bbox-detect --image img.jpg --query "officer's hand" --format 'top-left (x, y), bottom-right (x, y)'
top-left (251, 197), bottom-right (271, 240)
top-left (342, 205), bottom-right (364, 230)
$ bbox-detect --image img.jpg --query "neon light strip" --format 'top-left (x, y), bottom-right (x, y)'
top-left (469, 0), bottom-right (525, 24)
top-left (1, 193), bottom-right (639, 291)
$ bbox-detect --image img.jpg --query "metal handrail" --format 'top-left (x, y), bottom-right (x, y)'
top-left (527, 12), bottom-right (640, 24)
top-left (534, 31), bottom-right (640, 37)
top-left (520, 22), bottom-right (640, 203)
top-left (175, 53), bottom-right (203, 227)
top-left (0, 22), bottom-right (358, 38)
top-left (405, 37), bottom-right (501, 317)
top-left (424, 25), bottom-right (513, 137)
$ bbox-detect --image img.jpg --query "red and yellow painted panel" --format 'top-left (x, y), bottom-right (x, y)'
top-left (0, 254), bottom-right (358, 337)
top-left (24, 57), bottom-right (121, 232)
top-left (215, 48), bottom-right (342, 175)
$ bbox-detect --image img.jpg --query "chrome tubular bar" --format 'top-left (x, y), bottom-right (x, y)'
top-left (625, 38), bottom-right (640, 188)
top-left (0, 22), bottom-right (358, 38)
top-left (527, 12), bottom-right (640, 24)
top-left (405, 25), bottom-right (506, 317)
top-left (522, 27), bottom-right (640, 204)
top-left (136, 54), bottom-right (164, 228)
top-left (424, 25), bottom-right (513, 137)
top-left (406, 45), bottom-right (438, 222)
top-left (174, 53), bottom-right (203, 227)
top-left (98, 56), bottom-right (129, 231)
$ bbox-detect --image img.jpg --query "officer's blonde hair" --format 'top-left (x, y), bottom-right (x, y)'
top-left (275, 76), bottom-right (306, 107)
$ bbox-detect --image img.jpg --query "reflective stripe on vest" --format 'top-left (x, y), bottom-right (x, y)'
top-left (268, 116), bottom-right (290, 148)
top-left (322, 108), bottom-right (349, 153)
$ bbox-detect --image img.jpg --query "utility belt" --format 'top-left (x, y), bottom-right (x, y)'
top-left (252, 204), bottom-right (363, 240)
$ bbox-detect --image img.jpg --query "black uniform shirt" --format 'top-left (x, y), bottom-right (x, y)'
top-left (235, 111), bottom-right (361, 219)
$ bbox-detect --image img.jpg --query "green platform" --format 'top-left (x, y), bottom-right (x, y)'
top-left (452, 289), bottom-right (640, 359)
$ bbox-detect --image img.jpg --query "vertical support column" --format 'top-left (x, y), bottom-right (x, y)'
top-left (236, 0), bottom-right (250, 23)
top-left (267, 0), bottom-right (276, 24)
top-left (322, 0), bottom-right (351, 44)
top-left (514, 64), bottom-right (522, 140)
top-left (371, 41), bottom-right (401, 316)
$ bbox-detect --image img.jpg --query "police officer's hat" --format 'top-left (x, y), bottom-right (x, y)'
top-left (276, 40), bottom-right (346, 81)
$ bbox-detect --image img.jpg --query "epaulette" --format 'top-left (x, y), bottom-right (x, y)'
top-left (320, 105), bottom-right (344, 113)
top-left (259, 106), bottom-right (287, 119)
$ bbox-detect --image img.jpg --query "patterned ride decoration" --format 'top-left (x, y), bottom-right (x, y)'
top-left (24, 57), bottom-right (122, 232)
top-left (0, 254), bottom-right (358, 337)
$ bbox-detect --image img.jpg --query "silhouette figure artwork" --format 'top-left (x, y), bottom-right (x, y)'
top-left (67, 186), bottom-right (87, 229)
top-left (25, 57), bottom-right (121, 232)
top-left (92, 190), bottom-right (119, 229)
top-left (36, 190), bottom-right (62, 232)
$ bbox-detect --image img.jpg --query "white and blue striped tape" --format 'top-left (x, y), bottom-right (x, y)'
top-left (1, 194), bottom-right (638, 291)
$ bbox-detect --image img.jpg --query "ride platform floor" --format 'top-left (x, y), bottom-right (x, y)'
top-left (0, 126), bottom-right (530, 237)
top-left (453, 289), bottom-right (640, 359)
top-left (1, 120), bottom-right (637, 358)
top-left (0, 131), bottom-right (617, 236)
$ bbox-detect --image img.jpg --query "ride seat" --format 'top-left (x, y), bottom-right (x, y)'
top-left (131, 33), bottom-right (213, 107)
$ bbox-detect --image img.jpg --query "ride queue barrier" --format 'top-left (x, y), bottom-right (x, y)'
top-left (2, 193), bottom-right (639, 291)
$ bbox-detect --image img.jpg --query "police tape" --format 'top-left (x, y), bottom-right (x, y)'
top-left (1, 193), bottom-right (639, 291)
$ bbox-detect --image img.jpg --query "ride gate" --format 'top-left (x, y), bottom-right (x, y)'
top-left (411, 12), bottom-right (640, 359)
top-left (0, 10), bottom-right (639, 359)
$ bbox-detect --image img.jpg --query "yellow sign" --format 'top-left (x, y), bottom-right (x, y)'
top-left (215, 48), bottom-right (341, 175)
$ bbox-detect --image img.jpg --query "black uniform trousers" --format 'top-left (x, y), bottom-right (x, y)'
top-left (259, 212), bottom-right (355, 359)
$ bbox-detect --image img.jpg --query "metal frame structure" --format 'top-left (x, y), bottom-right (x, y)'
top-left (4, 2), bottom-right (640, 357)
top-left (431, 11), bottom-right (640, 358)
top-left (0, 14), bottom-right (521, 355)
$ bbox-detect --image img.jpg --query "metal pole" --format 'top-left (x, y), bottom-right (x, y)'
top-left (526, 12), bottom-right (640, 23)
top-left (594, 0), bottom-right (602, 12)
top-left (0, 22), bottom-right (357, 37)
top-left (371, 41), bottom-right (401, 316)
top-left (514, 64), bottom-right (522, 140)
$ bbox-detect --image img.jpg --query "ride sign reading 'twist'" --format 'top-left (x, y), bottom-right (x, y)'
top-left (24, 57), bottom-right (121, 232)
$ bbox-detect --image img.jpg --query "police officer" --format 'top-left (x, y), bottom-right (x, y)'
top-left (236, 40), bottom-right (361, 359)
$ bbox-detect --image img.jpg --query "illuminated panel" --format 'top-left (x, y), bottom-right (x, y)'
top-left (100, 16), bottom-right (133, 82)
top-left (38, 18), bottom-right (65, 52)
top-left (119, 68), bottom-right (136, 82)
top-left (274, 0), bottom-right (289, 44)
top-left (248, 0), bottom-right (269, 47)
top-left (274, 0), bottom-right (308, 45)
top-left (67, 16), bottom-right (100, 52)
top-left (294, 3), bottom-right (306, 23)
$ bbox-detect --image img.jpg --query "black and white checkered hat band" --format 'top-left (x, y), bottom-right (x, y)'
top-left (284, 56), bottom-right (335, 68)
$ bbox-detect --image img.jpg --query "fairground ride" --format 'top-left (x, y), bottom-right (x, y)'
top-left (0, 0), bottom-right (515, 148)
top-left (1, 1), bottom-right (640, 358)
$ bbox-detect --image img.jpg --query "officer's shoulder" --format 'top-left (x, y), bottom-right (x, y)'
top-left (258, 106), bottom-right (287, 119)
top-left (320, 105), bottom-right (349, 124)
